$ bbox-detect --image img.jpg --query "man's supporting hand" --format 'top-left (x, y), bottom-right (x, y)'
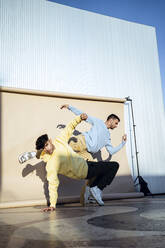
top-left (80, 113), bottom-right (88, 121)
top-left (122, 134), bottom-right (127, 142)
top-left (60, 104), bottom-right (69, 109)
top-left (42, 207), bottom-right (55, 212)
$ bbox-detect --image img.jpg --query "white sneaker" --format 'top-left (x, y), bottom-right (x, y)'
top-left (84, 188), bottom-right (97, 204)
top-left (18, 151), bottom-right (36, 164)
top-left (90, 186), bottom-right (104, 206)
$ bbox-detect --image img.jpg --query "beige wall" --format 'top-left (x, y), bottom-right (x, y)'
top-left (0, 88), bottom-right (136, 206)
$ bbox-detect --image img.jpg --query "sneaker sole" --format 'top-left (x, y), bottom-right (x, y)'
top-left (18, 152), bottom-right (36, 164)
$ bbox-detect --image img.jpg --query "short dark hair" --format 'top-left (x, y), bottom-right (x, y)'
top-left (107, 114), bottom-right (120, 122)
top-left (36, 134), bottom-right (48, 150)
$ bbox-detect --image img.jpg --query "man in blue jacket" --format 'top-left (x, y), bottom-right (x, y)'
top-left (61, 104), bottom-right (127, 160)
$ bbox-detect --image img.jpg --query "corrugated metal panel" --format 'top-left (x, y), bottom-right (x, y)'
top-left (1, 0), bottom-right (165, 193)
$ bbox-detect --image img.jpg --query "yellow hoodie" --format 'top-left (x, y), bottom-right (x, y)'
top-left (40, 115), bottom-right (88, 208)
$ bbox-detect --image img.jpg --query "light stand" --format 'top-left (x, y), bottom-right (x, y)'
top-left (125, 96), bottom-right (151, 196)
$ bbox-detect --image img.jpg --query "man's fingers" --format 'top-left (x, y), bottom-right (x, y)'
top-left (60, 104), bottom-right (69, 109)
top-left (80, 113), bottom-right (88, 120)
top-left (42, 208), bottom-right (48, 212)
top-left (42, 207), bottom-right (55, 212)
top-left (122, 134), bottom-right (127, 141)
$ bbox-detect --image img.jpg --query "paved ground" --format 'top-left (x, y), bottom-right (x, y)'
top-left (1, 196), bottom-right (165, 248)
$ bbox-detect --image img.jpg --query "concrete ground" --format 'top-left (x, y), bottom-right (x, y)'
top-left (1, 196), bottom-right (165, 248)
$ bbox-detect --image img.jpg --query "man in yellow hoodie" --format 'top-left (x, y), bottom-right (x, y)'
top-left (36, 113), bottom-right (119, 212)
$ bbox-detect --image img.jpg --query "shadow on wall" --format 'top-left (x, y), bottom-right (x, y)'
top-left (22, 161), bottom-right (50, 206)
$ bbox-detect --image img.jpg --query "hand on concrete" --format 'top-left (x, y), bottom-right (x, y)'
top-left (42, 207), bottom-right (55, 212)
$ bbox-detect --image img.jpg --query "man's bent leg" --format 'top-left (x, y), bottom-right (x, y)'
top-left (69, 134), bottom-right (93, 160)
top-left (69, 134), bottom-right (96, 205)
top-left (69, 134), bottom-right (86, 152)
top-left (89, 161), bottom-right (119, 190)
top-left (86, 161), bottom-right (119, 205)
top-left (69, 134), bottom-right (97, 205)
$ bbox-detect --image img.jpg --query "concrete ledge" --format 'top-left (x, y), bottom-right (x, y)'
top-left (0, 192), bottom-right (144, 209)
top-left (103, 192), bottom-right (144, 200)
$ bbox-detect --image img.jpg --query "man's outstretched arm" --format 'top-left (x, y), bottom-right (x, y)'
top-left (42, 159), bottom-right (60, 212)
top-left (61, 104), bottom-right (82, 115)
top-left (105, 134), bottom-right (127, 156)
top-left (60, 104), bottom-right (96, 125)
